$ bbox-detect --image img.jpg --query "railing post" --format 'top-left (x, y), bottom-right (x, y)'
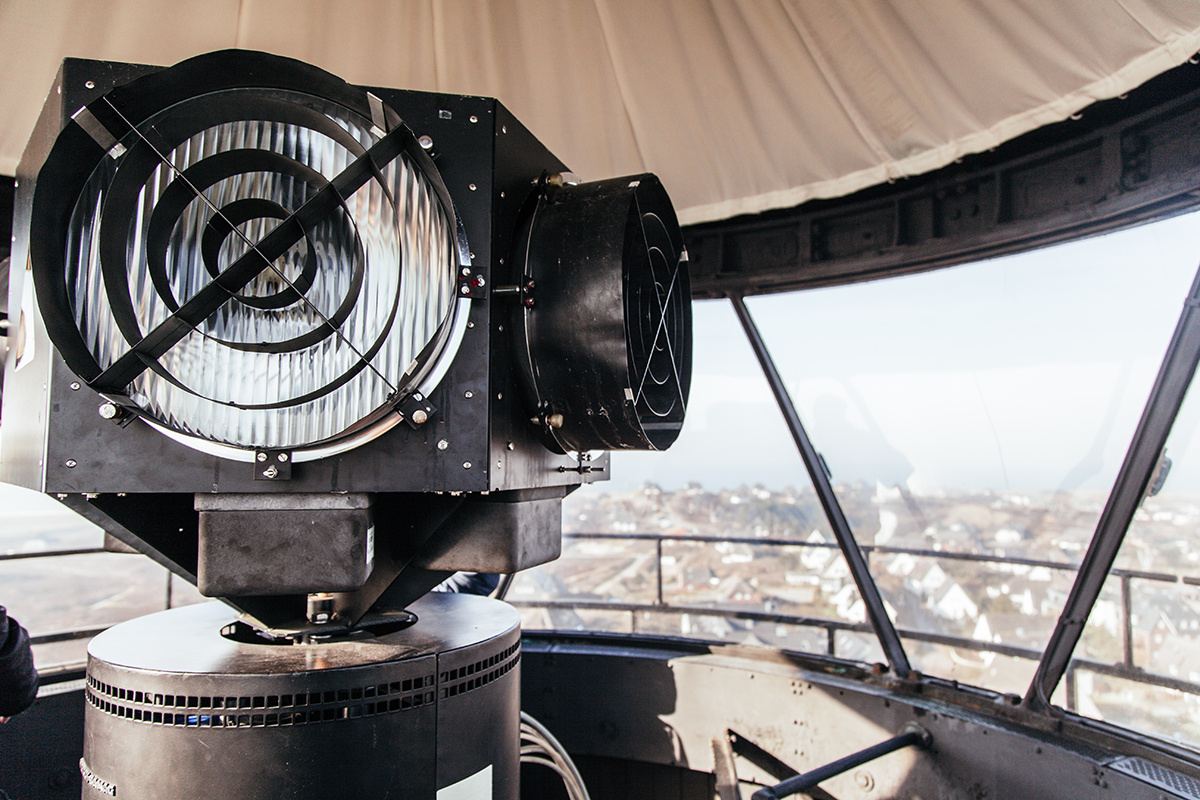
top-left (656, 538), bottom-right (665, 606)
top-left (1121, 573), bottom-right (1134, 667)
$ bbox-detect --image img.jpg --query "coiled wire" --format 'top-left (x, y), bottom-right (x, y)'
top-left (520, 711), bottom-right (591, 800)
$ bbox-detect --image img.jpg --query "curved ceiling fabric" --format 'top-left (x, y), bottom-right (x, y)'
top-left (0, 0), bottom-right (1198, 225)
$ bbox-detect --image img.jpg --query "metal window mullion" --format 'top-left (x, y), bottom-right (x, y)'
top-left (730, 295), bottom-right (911, 677)
top-left (1026, 264), bottom-right (1200, 710)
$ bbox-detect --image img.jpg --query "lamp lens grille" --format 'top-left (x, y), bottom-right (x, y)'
top-left (63, 89), bottom-right (458, 450)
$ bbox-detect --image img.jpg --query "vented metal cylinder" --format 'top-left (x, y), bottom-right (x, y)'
top-left (80, 593), bottom-right (520, 799)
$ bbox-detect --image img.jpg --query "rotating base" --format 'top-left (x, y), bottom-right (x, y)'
top-left (81, 593), bottom-right (520, 799)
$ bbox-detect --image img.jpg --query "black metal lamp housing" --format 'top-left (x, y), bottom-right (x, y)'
top-left (0, 50), bottom-right (692, 632)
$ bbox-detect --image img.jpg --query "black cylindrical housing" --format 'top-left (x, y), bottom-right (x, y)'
top-left (81, 594), bottom-right (520, 799)
top-left (513, 174), bottom-right (691, 453)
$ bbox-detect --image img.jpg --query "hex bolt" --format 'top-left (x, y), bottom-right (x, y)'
top-left (64, 459), bottom-right (77, 469)
top-left (437, 439), bottom-right (450, 451)
top-left (412, 409), bottom-right (428, 425)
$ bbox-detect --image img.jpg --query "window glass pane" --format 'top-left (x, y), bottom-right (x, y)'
top-left (745, 212), bottom-right (1200, 686)
top-left (1072, 367), bottom-right (1200, 751)
top-left (0, 483), bottom-right (102, 553)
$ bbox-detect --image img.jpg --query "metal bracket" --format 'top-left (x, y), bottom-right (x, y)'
top-left (254, 450), bottom-right (292, 481)
top-left (397, 392), bottom-right (436, 429)
top-left (456, 268), bottom-right (488, 299)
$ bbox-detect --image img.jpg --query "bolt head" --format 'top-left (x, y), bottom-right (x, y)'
top-left (412, 409), bottom-right (428, 425)
top-left (98, 402), bottom-right (120, 420)
top-left (418, 134), bottom-right (434, 150)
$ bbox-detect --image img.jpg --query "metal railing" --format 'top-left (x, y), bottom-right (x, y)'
top-left (10, 529), bottom-right (1200, 710)
top-left (510, 530), bottom-right (1200, 711)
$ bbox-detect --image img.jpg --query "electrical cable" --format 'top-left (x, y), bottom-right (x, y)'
top-left (520, 711), bottom-right (590, 800)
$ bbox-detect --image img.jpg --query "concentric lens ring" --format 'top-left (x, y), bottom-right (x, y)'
top-left (47, 75), bottom-right (461, 452)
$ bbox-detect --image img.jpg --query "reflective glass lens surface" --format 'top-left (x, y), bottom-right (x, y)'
top-left (64, 88), bottom-right (458, 450)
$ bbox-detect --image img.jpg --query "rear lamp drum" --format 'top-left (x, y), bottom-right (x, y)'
top-left (513, 174), bottom-right (692, 453)
top-left (30, 51), bottom-right (469, 461)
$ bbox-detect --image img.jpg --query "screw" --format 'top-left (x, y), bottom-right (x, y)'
top-left (463, 462), bottom-right (472, 469)
top-left (412, 409), bottom-right (428, 425)
top-left (65, 459), bottom-right (77, 468)
top-left (464, 391), bottom-right (474, 399)
top-left (437, 439), bottom-right (449, 451)
top-left (277, 453), bottom-right (289, 463)
top-left (256, 452), bottom-right (268, 462)
top-left (98, 402), bottom-right (120, 420)
top-left (263, 465), bottom-right (279, 479)
top-left (70, 382), bottom-right (81, 391)
top-left (461, 266), bottom-right (472, 277)
top-left (461, 285), bottom-right (471, 295)
top-left (418, 134), bottom-right (434, 150)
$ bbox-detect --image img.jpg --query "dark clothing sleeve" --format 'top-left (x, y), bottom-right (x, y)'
top-left (0, 606), bottom-right (38, 717)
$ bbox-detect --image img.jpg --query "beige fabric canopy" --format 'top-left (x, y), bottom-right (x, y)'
top-left (1, 0), bottom-right (1198, 225)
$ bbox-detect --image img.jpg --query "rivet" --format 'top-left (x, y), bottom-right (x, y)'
top-left (464, 391), bottom-right (474, 399)
top-left (85, 80), bottom-right (95, 89)
top-left (412, 409), bottom-right (428, 425)
top-left (470, 115), bottom-right (478, 123)
top-left (469, 183), bottom-right (477, 191)
top-left (467, 321), bottom-right (475, 328)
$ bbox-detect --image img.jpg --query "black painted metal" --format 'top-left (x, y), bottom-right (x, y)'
top-left (684, 57), bottom-right (1200, 299)
top-left (82, 594), bottom-right (520, 800)
top-left (512, 174), bottom-right (692, 453)
top-left (730, 295), bottom-right (911, 677)
top-left (1027, 263), bottom-right (1200, 710)
top-left (750, 727), bottom-right (931, 799)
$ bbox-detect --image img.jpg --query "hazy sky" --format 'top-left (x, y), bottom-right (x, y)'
top-left (608, 209), bottom-right (1200, 495)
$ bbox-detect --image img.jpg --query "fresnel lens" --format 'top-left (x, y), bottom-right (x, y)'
top-left (2, 50), bottom-right (691, 800)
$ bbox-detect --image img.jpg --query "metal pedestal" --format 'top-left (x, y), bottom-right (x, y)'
top-left (81, 593), bottom-right (520, 799)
